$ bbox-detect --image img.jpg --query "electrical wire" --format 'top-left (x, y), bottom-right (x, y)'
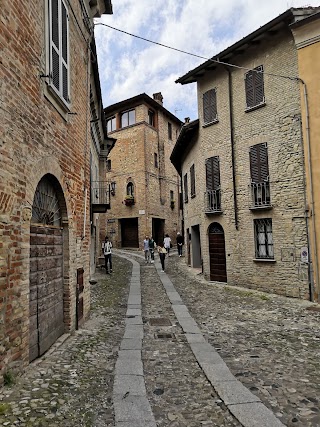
top-left (94, 22), bottom-right (301, 82)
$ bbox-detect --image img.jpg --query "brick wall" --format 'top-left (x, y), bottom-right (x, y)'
top-left (104, 98), bottom-right (181, 248)
top-left (0, 0), bottom-right (97, 383)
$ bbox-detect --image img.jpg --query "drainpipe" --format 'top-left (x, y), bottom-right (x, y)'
top-left (226, 66), bottom-right (238, 230)
top-left (300, 79), bottom-right (318, 301)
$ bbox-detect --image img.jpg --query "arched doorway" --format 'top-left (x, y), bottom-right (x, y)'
top-left (208, 222), bottom-right (227, 282)
top-left (29, 175), bottom-right (66, 362)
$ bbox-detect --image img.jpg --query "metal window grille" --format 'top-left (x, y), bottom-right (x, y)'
top-left (254, 218), bottom-right (274, 259)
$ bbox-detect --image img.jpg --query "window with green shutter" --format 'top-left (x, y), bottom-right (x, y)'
top-left (245, 65), bottom-right (265, 110)
top-left (49, 0), bottom-right (70, 104)
top-left (203, 89), bottom-right (218, 125)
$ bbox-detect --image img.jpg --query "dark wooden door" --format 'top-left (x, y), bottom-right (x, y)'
top-left (209, 223), bottom-right (227, 282)
top-left (29, 225), bottom-right (64, 362)
top-left (121, 218), bottom-right (139, 247)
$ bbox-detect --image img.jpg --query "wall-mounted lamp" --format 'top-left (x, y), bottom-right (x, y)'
top-left (110, 181), bottom-right (116, 196)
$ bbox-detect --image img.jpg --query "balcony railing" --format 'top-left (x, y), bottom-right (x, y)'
top-left (91, 181), bottom-right (111, 213)
top-left (204, 189), bottom-right (222, 213)
top-left (250, 181), bottom-right (271, 209)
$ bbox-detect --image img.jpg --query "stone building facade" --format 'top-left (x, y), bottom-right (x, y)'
top-left (0, 0), bottom-right (114, 384)
top-left (172, 8), bottom-right (320, 300)
top-left (291, 11), bottom-right (320, 301)
top-left (103, 93), bottom-right (182, 249)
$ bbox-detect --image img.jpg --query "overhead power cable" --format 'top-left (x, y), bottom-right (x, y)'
top-left (94, 22), bottom-right (300, 82)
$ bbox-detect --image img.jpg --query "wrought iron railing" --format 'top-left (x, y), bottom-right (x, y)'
top-left (91, 181), bottom-right (111, 206)
top-left (204, 189), bottom-right (222, 213)
top-left (250, 182), bottom-right (271, 208)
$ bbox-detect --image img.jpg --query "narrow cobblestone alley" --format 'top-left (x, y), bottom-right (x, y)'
top-left (1, 251), bottom-right (320, 427)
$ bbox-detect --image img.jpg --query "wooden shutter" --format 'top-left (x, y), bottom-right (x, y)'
top-left (245, 66), bottom-right (264, 108)
top-left (206, 156), bottom-right (220, 191)
top-left (250, 143), bottom-right (269, 183)
top-left (203, 89), bottom-right (217, 124)
top-left (51, 0), bottom-right (60, 91)
top-left (190, 164), bottom-right (195, 196)
top-left (61, 0), bottom-right (69, 102)
top-left (183, 173), bottom-right (188, 202)
top-left (254, 66), bottom-right (264, 105)
top-left (49, 0), bottom-right (69, 102)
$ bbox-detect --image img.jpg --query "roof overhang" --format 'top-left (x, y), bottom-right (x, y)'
top-left (170, 119), bottom-right (199, 173)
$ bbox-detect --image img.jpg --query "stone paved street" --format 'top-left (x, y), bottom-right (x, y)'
top-left (1, 250), bottom-right (320, 426)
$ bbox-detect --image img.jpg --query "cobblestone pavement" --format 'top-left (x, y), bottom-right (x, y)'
top-left (1, 250), bottom-right (320, 426)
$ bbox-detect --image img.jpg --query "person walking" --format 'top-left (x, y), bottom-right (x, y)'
top-left (103, 236), bottom-right (112, 274)
top-left (149, 236), bottom-right (156, 262)
top-left (158, 243), bottom-right (167, 272)
top-left (164, 233), bottom-right (172, 256)
top-left (143, 235), bottom-right (151, 263)
top-left (176, 232), bottom-right (184, 257)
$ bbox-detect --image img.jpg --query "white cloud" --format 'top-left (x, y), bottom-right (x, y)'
top-left (95, 0), bottom-right (320, 121)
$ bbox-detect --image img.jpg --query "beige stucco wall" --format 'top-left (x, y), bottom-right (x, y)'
top-left (292, 17), bottom-right (320, 301)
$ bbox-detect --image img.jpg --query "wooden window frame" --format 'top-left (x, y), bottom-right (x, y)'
top-left (107, 116), bottom-right (116, 133)
top-left (254, 218), bottom-right (274, 260)
top-left (249, 143), bottom-right (269, 183)
top-left (148, 109), bottom-right (155, 127)
top-left (121, 109), bottom-right (136, 128)
top-left (154, 153), bottom-right (158, 168)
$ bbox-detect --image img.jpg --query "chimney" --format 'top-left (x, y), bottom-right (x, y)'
top-left (153, 92), bottom-right (163, 105)
top-left (185, 117), bottom-right (190, 124)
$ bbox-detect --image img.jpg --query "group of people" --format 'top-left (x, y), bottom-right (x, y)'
top-left (102, 232), bottom-right (184, 274)
top-left (143, 232), bottom-right (184, 272)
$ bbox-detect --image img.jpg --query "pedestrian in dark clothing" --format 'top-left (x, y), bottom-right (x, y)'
top-left (158, 244), bottom-right (167, 272)
top-left (103, 236), bottom-right (112, 274)
top-left (149, 237), bottom-right (156, 262)
top-left (176, 232), bottom-right (183, 257)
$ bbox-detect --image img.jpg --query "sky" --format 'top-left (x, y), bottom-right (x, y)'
top-left (94, 0), bottom-right (320, 122)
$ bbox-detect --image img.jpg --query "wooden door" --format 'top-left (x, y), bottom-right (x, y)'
top-left (29, 225), bottom-right (64, 362)
top-left (121, 218), bottom-right (139, 247)
top-left (209, 223), bottom-right (227, 282)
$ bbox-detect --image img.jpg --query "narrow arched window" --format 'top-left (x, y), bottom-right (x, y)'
top-left (127, 182), bottom-right (134, 196)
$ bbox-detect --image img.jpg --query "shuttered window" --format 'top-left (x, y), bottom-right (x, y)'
top-left (205, 156), bottom-right (220, 191)
top-left (249, 143), bottom-right (269, 183)
top-left (245, 65), bottom-right (264, 109)
top-left (190, 164), bottom-right (196, 198)
top-left (49, 0), bottom-right (70, 103)
top-left (183, 173), bottom-right (188, 203)
top-left (203, 89), bottom-right (217, 125)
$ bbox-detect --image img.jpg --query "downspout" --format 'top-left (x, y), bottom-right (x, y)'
top-left (226, 66), bottom-right (238, 229)
top-left (300, 79), bottom-right (318, 301)
top-left (297, 113), bottom-right (313, 301)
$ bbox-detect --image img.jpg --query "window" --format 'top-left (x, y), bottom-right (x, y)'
top-left (168, 122), bottom-right (172, 140)
top-left (148, 110), bottom-right (155, 126)
top-left (154, 153), bottom-right (158, 168)
top-left (249, 143), bottom-right (270, 207)
top-left (126, 182), bottom-right (134, 196)
top-left (190, 164), bottom-right (196, 198)
top-left (183, 173), bottom-right (188, 203)
top-left (203, 89), bottom-right (217, 125)
top-left (107, 116), bottom-right (116, 133)
top-left (121, 109), bottom-right (135, 128)
top-left (254, 219), bottom-right (274, 259)
top-left (170, 190), bottom-right (174, 202)
top-left (205, 156), bottom-right (221, 212)
top-left (106, 159), bottom-right (111, 171)
top-left (245, 65), bottom-right (265, 110)
top-left (48, 0), bottom-right (70, 103)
